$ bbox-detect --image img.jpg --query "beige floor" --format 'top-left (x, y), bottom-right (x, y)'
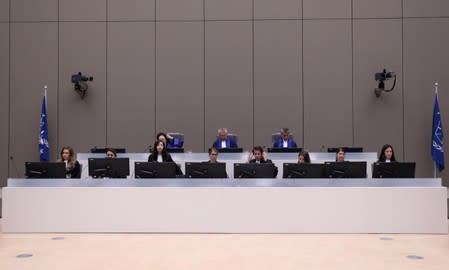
top-left (0, 220), bottom-right (448, 270)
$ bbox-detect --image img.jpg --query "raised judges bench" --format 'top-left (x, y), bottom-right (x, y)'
top-left (77, 152), bottom-right (378, 179)
top-left (2, 178), bottom-right (447, 233)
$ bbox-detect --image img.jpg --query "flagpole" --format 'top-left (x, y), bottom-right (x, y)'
top-left (44, 85), bottom-right (47, 101)
top-left (434, 82), bottom-right (438, 178)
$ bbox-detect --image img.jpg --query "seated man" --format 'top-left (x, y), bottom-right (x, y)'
top-left (272, 128), bottom-right (297, 148)
top-left (206, 147), bottom-right (219, 163)
top-left (212, 128), bottom-right (238, 149)
top-left (247, 146), bottom-right (278, 177)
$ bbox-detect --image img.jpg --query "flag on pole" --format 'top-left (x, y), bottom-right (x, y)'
top-left (39, 87), bottom-right (50, 161)
top-left (431, 85), bottom-right (444, 172)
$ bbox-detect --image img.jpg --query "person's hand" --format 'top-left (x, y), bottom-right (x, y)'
top-left (263, 152), bottom-right (268, 161)
top-left (247, 152), bottom-right (253, 163)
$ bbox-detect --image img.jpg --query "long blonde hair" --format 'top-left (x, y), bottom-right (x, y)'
top-left (58, 146), bottom-right (77, 171)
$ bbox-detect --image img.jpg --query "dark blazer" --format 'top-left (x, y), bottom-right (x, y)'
top-left (249, 158), bottom-right (278, 177)
top-left (212, 137), bottom-right (238, 149)
top-left (148, 153), bottom-right (174, 162)
top-left (67, 161), bottom-right (81, 178)
top-left (273, 138), bottom-right (297, 148)
top-left (148, 153), bottom-right (183, 175)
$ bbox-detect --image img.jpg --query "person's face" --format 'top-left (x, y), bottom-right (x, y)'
top-left (62, 149), bottom-right (70, 161)
top-left (219, 131), bottom-right (227, 140)
top-left (298, 155), bottom-right (305, 163)
top-left (158, 135), bottom-right (167, 144)
top-left (209, 150), bottom-right (218, 163)
top-left (156, 142), bottom-right (164, 153)
top-left (336, 151), bottom-right (345, 162)
top-left (281, 132), bottom-right (289, 140)
top-left (106, 151), bottom-right (116, 158)
top-left (253, 150), bottom-right (263, 161)
top-left (384, 147), bottom-right (393, 160)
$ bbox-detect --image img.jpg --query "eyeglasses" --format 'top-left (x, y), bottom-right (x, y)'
top-left (210, 153), bottom-right (218, 156)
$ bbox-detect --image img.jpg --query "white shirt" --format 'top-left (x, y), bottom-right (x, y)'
top-left (221, 140), bottom-right (227, 148)
top-left (385, 159), bottom-right (391, 163)
top-left (283, 140), bottom-right (288, 148)
top-left (157, 155), bottom-right (163, 162)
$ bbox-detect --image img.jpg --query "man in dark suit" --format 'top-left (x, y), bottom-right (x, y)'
top-left (247, 146), bottom-right (278, 177)
top-left (212, 128), bottom-right (238, 149)
top-left (272, 128), bottom-right (297, 148)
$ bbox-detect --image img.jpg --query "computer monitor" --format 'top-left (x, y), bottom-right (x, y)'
top-left (324, 161), bottom-right (367, 178)
top-left (283, 163), bottom-right (325, 178)
top-left (234, 163), bottom-right (277, 178)
top-left (90, 147), bottom-right (126, 153)
top-left (88, 158), bottom-right (130, 178)
top-left (372, 162), bottom-right (416, 178)
top-left (267, 147), bottom-right (302, 153)
top-left (327, 147), bottom-right (363, 153)
top-left (218, 148), bottom-right (243, 153)
top-left (185, 162), bottom-right (227, 178)
top-left (134, 162), bottom-right (177, 178)
top-left (25, 162), bottom-right (67, 178)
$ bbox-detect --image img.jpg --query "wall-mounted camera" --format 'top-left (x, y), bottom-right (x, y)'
top-left (71, 72), bottom-right (93, 99)
top-left (374, 69), bottom-right (396, 98)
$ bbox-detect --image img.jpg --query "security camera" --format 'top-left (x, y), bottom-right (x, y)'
top-left (71, 72), bottom-right (93, 99)
top-left (374, 69), bottom-right (396, 98)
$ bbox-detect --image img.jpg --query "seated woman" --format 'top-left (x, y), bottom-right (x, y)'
top-left (106, 148), bottom-right (117, 158)
top-left (57, 146), bottom-right (81, 178)
top-left (335, 148), bottom-right (345, 162)
top-left (377, 144), bottom-right (397, 162)
top-left (156, 132), bottom-right (183, 148)
top-left (298, 151), bottom-right (311, 163)
top-left (148, 140), bottom-right (183, 175)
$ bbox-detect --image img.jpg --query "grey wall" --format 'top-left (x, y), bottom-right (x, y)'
top-left (2, 1), bottom-right (449, 187)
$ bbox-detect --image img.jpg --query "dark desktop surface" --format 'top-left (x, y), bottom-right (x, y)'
top-left (327, 147), bottom-right (363, 153)
top-left (91, 148), bottom-right (126, 153)
top-left (218, 148), bottom-right (243, 153)
top-left (267, 148), bottom-right (302, 153)
top-left (166, 148), bottom-right (185, 153)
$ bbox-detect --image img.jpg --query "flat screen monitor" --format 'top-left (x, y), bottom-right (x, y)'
top-left (88, 158), bottom-right (130, 178)
top-left (218, 148), bottom-right (243, 153)
top-left (90, 147), bottom-right (126, 153)
top-left (234, 163), bottom-right (276, 178)
top-left (25, 162), bottom-right (67, 178)
top-left (134, 162), bottom-right (177, 178)
top-left (324, 161), bottom-right (367, 178)
top-left (372, 162), bottom-right (416, 178)
top-left (185, 162), bottom-right (227, 178)
top-left (327, 147), bottom-right (363, 153)
top-left (283, 163), bottom-right (325, 178)
top-left (267, 147), bottom-right (302, 153)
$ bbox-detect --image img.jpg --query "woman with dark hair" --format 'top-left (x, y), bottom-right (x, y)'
top-left (148, 141), bottom-right (173, 162)
top-left (377, 144), bottom-right (396, 162)
top-left (298, 151), bottom-right (311, 163)
top-left (156, 132), bottom-right (182, 149)
top-left (148, 141), bottom-right (183, 175)
top-left (57, 146), bottom-right (81, 178)
top-left (106, 148), bottom-right (117, 158)
top-left (335, 148), bottom-right (345, 162)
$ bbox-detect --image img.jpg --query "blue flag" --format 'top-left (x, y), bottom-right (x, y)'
top-left (39, 94), bottom-right (50, 161)
top-left (431, 92), bottom-right (444, 172)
